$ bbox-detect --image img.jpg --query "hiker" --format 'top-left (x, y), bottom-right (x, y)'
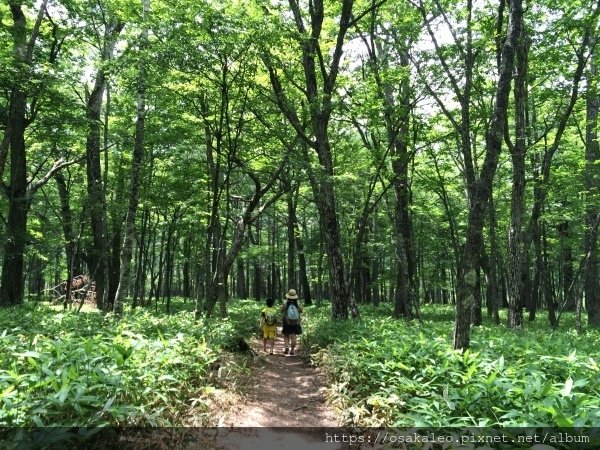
top-left (281, 289), bottom-right (303, 355)
top-left (260, 298), bottom-right (278, 354)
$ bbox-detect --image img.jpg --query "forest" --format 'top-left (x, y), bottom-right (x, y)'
top-left (1, 0), bottom-right (600, 444)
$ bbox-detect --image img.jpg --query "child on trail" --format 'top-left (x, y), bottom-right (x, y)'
top-left (281, 289), bottom-right (303, 356)
top-left (260, 298), bottom-right (278, 354)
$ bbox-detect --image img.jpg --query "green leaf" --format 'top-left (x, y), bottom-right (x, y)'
top-left (561, 377), bottom-right (573, 396)
top-left (14, 351), bottom-right (42, 358)
top-left (57, 385), bottom-right (71, 404)
top-left (32, 416), bottom-right (45, 427)
top-left (555, 413), bottom-right (574, 427)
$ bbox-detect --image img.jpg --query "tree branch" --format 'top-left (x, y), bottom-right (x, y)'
top-left (28, 156), bottom-right (84, 199)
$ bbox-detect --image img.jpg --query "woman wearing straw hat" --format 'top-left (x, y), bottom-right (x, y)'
top-left (281, 288), bottom-right (303, 355)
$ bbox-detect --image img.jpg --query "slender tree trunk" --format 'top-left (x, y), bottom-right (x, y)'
top-left (558, 221), bottom-right (575, 311)
top-left (296, 218), bottom-right (312, 305)
top-left (285, 179), bottom-right (297, 290)
top-left (55, 172), bottom-right (80, 274)
top-left (506, 14), bottom-right (528, 329)
top-left (252, 221), bottom-right (263, 301)
top-left (108, 194), bottom-right (123, 306)
top-left (389, 50), bottom-right (416, 319)
top-left (542, 222), bottom-right (557, 327)
top-left (236, 257), bottom-right (246, 298)
top-left (85, 20), bottom-right (124, 310)
top-left (585, 55), bottom-right (600, 327)
top-left (529, 237), bottom-right (541, 322)
top-left (454, 0), bottom-right (522, 350)
top-left (113, 1), bottom-right (148, 315)
top-left (0, 3), bottom-right (47, 306)
top-left (164, 219), bottom-right (177, 314)
top-left (154, 226), bottom-right (166, 308)
top-left (268, 216), bottom-right (276, 299)
top-left (132, 208), bottom-right (149, 307)
top-left (183, 236), bottom-right (192, 298)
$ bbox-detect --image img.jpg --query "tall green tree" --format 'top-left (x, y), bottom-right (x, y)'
top-left (585, 50), bottom-right (600, 327)
top-left (83, 2), bottom-right (124, 310)
top-left (0, 1), bottom-right (77, 306)
top-left (261, 0), bottom-right (362, 319)
top-left (453, 0), bottom-right (522, 349)
top-left (113, 0), bottom-right (150, 315)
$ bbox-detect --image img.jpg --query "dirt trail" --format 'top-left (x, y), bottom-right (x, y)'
top-left (224, 327), bottom-right (338, 428)
top-left (207, 328), bottom-right (351, 449)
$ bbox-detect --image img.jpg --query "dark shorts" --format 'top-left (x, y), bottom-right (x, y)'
top-left (282, 321), bottom-right (302, 335)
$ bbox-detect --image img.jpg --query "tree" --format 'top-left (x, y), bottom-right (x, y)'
top-left (0, 1), bottom-right (78, 306)
top-left (505, 3), bottom-right (528, 329)
top-left (584, 50), bottom-right (600, 327)
top-left (261, 0), bottom-right (360, 319)
top-left (113, 0), bottom-right (150, 315)
top-left (83, 3), bottom-right (124, 310)
top-left (453, 0), bottom-right (522, 349)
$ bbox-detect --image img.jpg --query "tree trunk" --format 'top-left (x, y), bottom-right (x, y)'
top-left (316, 175), bottom-right (349, 319)
top-left (0, 83), bottom-right (29, 306)
top-left (486, 194), bottom-right (500, 323)
top-left (183, 236), bottom-right (191, 298)
top-left (585, 56), bottom-right (600, 327)
top-left (0, 3), bottom-right (47, 306)
top-left (113, 0), bottom-right (148, 315)
top-left (109, 204), bottom-right (123, 307)
top-left (542, 222), bottom-right (557, 326)
top-left (164, 219), bottom-right (177, 314)
top-left (265, 0), bottom-right (354, 319)
top-left (506, 13), bottom-right (528, 329)
top-left (389, 51), bottom-right (416, 319)
top-left (453, 0), bottom-right (522, 350)
top-left (154, 225), bottom-right (166, 309)
top-left (236, 257), bottom-right (246, 299)
top-left (85, 20), bottom-right (124, 310)
top-left (132, 208), bottom-right (150, 308)
top-left (285, 180), bottom-right (297, 290)
top-left (55, 172), bottom-right (80, 275)
top-left (296, 218), bottom-right (312, 305)
top-left (558, 220), bottom-right (575, 311)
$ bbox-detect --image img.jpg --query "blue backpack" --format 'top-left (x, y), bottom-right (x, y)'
top-left (286, 303), bottom-right (300, 324)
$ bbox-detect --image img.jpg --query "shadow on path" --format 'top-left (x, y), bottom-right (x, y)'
top-left (225, 326), bottom-right (338, 428)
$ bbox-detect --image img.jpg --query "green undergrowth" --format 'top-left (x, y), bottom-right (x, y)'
top-left (302, 304), bottom-right (600, 427)
top-left (0, 298), bottom-right (261, 428)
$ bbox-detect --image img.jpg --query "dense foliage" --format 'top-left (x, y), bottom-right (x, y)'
top-left (2, 299), bottom-right (600, 439)
top-left (1, 0), bottom-right (600, 440)
top-left (304, 305), bottom-right (600, 427)
top-left (0, 300), bottom-right (259, 428)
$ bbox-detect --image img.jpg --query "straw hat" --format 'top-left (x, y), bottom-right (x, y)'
top-left (285, 289), bottom-right (298, 299)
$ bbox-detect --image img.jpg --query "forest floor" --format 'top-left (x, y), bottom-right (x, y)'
top-left (224, 326), bottom-right (338, 427)
top-left (211, 327), bottom-right (343, 449)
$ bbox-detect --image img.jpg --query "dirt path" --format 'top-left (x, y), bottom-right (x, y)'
top-left (205, 328), bottom-right (350, 449)
top-left (224, 327), bottom-right (338, 428)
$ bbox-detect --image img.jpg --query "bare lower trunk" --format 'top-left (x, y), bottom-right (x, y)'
top-left (85, 20), bottom-right (124, 310)
top-left (0, 3), bottom-right (46, 306)
top-left (296, 220), bottom-right (312, 305)
top-left (113, 1), bottom-right (148, 315)
top-left (454, 0), bottom-right (522, 349)
top-left (585, 57), bottom-right (600, 327)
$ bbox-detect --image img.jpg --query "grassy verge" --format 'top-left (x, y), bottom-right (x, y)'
top-left (0, 298), bottom-right (261, 427)
top-left (301, 304), bottom-right (600, 427)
